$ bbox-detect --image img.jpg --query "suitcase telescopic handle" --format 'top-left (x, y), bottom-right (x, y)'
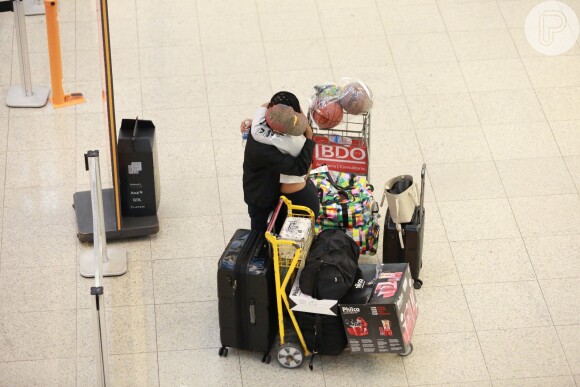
top-left (266, 197), bottom-right (285, 233)
top-left (420, 163), bottom-right (426, 212)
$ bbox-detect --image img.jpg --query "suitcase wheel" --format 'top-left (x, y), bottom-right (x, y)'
top-left (262, 353), bottom-right (271, 364)
top-left (276, 342), bottom-right (304, 369)
top-left (398, 343), bottom-right (413, 357)
top-left (218, 346), bottom-right (228, 357)
top-left (413, 279), bottom-right (423, 290)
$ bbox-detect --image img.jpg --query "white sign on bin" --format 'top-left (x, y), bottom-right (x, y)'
top-left (289, 270), bottom-right (338, 316)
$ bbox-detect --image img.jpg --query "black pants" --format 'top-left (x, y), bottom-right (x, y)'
top-left (247, 180), bottom-right (321, 233)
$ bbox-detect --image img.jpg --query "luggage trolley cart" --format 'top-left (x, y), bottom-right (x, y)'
top-left (309, 111), bottom-right (371, 180)
top-left (264, 196), bottom-right (315, 369)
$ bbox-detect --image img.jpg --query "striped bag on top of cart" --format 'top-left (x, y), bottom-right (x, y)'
top-left (310, 171), bottom-right (380, 254)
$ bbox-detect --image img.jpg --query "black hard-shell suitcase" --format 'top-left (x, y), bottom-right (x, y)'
top-left (217, 229), bottom-right (276, 362)
top-left (383, 165), bottom-right (426, 289)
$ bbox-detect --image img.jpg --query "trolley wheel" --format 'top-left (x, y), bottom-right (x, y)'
top-left (218, 347), bottom-right (228, 357)
top-left (276, 342), bottom-right (304, 369)
top-left (413, 279), bottom-right (423, 289)
top-left (262, 354), bottom-right (271, 364)
top-left (399, 343), bottom-right (413, 357)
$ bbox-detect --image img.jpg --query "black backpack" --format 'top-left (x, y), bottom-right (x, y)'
top-left (299, 229), bottom-right (360, 300)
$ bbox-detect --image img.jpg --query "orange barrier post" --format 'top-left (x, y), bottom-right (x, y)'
top-left (44, 0), bottom-right (85, 108)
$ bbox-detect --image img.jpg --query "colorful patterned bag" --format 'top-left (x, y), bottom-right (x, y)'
top-left (310, 170), bottom-right (380, 254)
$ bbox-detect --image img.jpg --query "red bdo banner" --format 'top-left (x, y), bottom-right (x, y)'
top-left (312, 135), bottom-right (368, 175)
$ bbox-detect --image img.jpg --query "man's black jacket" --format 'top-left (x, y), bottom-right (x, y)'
top-left (243, 132), bottom-right (315, 209)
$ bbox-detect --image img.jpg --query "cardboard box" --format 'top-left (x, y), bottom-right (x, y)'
top-left (339, 263), bottom-right (418, 354)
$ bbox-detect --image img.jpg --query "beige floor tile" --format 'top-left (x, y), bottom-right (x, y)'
top-left (321, 353), bottom-right (407, 386)
top-left (417, 126), bottom-right (492, 163)
top-left (403, 331), bottom-right (490, 385)
top-left (492, 375), bottom-right (576, 387)
top-left (8, 114), bottom-right (75, 151)
top-left (4, 186), bottom-right (76, 227)
top-left (137, 17), bottom-right (198, 48)
top-left (153, 257), bottom-right (217, 304)
top-left (371, 97), bottom-right (414, 132)
top-left (524, 234), bottom-right (580, 279)
top-left (221, 214), bottom-right (252, 241)
top-left (510, 194), bottom-right (580, 237)
top-left (509, 27), bottom-right (580, 58)
top-left (439, 198), bottom-right (520, 241)
top-left (498, 0), bottom-right (548, 29)
top-left (77, 260), bottom-right (153, 308)
top-left (156, 301), bottom-right (220, 351)
top-left (138, 0), bottom-right (197, 19)
top-left (197, 0), bottom-right (256, 15)
top-left (157, 141), bottom-right (216, 180)
top-left (380, 3), bottom-right (446, 34)
top-left (551, 121), bottom-right (580, 156)
top-left (77, 305), bottom-right (157, 357)
top-left (198, 13), bottom-right (261, 45)
top-left (451, 238), bottom-right (536, 284)
top-left (205, 72), bottom-right (272, 107)
top-left (419, 242), bottom-right (461, 286)
top-left (240, 350), bottom-right (324, 386)
top-left (556, 325), bottom-right (580, 374)
top-left (327, 36), bottom-right (393, 68)
top-left (158, 349), bottom-right (241, 387)
top-left (140, 45), bottom-right (203, 79)
top-left (142, 106), bottom-right (212, 144)
top-left (264, 39), bottom-right (330, 72)
top-left (423, 202), bottom-right (450, 243)
top-left (429, 161), bottom-right (505, 201)
top-left (215, 140), bottom-right (244, 177)
top-left (257, 0), bottom-right (317, 13)
top-left (523, 57), bottom-right (580, 89)
top-left (110, 79), bottom-right (143, 116)
top-left (478, 327), bottom-right (570, 379)
top-left (73, 80), bottom-right (106, 114)
top-left (406, 93), bottom-right (479, 129)
top-left (261, 11), bottom-right (323, 41)
top-left (0, 85), bottom-right (10, 118)
top-left (539, 278), bottom-right (580, 325)
top-left (460, 59), bottom-right (532, 92)
top-left (141, 76), bottom-right (207, 111)
top-left (450, 30), bottom-right (519, 61)
top-left (109, 48), bottom-right (141, 81)
top-left (319, 7), bottom-right (385, 38)
top-left (78, 353), bottom-right (159, 387)
top-left (151, 216), bottom-right (225, 259)
top-left (399, 62), bottom-right (467, 96)
top-left (157, 178), bottom-right (221, 219)
top-left (218, 175), bottom-right (246, 215)
top-left (536, 87), bottom-right (580, 121)
top-left (482, 122), bottom-right (560, 160)
top-left (370, 130), bottom-right (423, 166)
top-left (75, 20), bottom-right (99, 52)
top-left (109, 19), bottom-right (139, 50)
top-left (464, 281), bottom-right (551, 330)
top-left (0, 310), bottom-right (76, 362)
top-left (202, 42), bottom-right (266, 75)
top-left (472, 89), bottom-right (546, 125)
top-left (413, 285), bottom-right (474, 335)
top-left (497, 158), bottom-right (576, 197)
top-left (22, 21), bottom-right (75, 54)
top-left (0, 358), bottom-right (76, 387)
top-left (388, 32), bottom-right (456, 65)
top-left (439, 1), bottom-right (506, 31)
top-left (565, 155), bottom-right (580, 190)
top-left (1, 224), bottom-right (77, 269)
top-left (0, 116), bottom-right (7, 152)
top-left (6, 149), bottom-right (75, 189)
top-left (75, 112), bottom-right (107, 148)
top-left (0, 265), bottom-right (76, 313)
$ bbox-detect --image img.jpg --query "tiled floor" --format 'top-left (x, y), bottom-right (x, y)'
top-left (0, 0), bottom-right (579, 386)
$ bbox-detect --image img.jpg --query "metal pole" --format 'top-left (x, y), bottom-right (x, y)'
top-left (86, 150), bottom-right (110, 387)
top-left (13, 0), bottom-right (32, 96)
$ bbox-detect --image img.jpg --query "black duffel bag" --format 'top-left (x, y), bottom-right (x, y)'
top-left (299, 229), bottom-right (360, 300)
top-left (295, 311), bottom-right (347, 369)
